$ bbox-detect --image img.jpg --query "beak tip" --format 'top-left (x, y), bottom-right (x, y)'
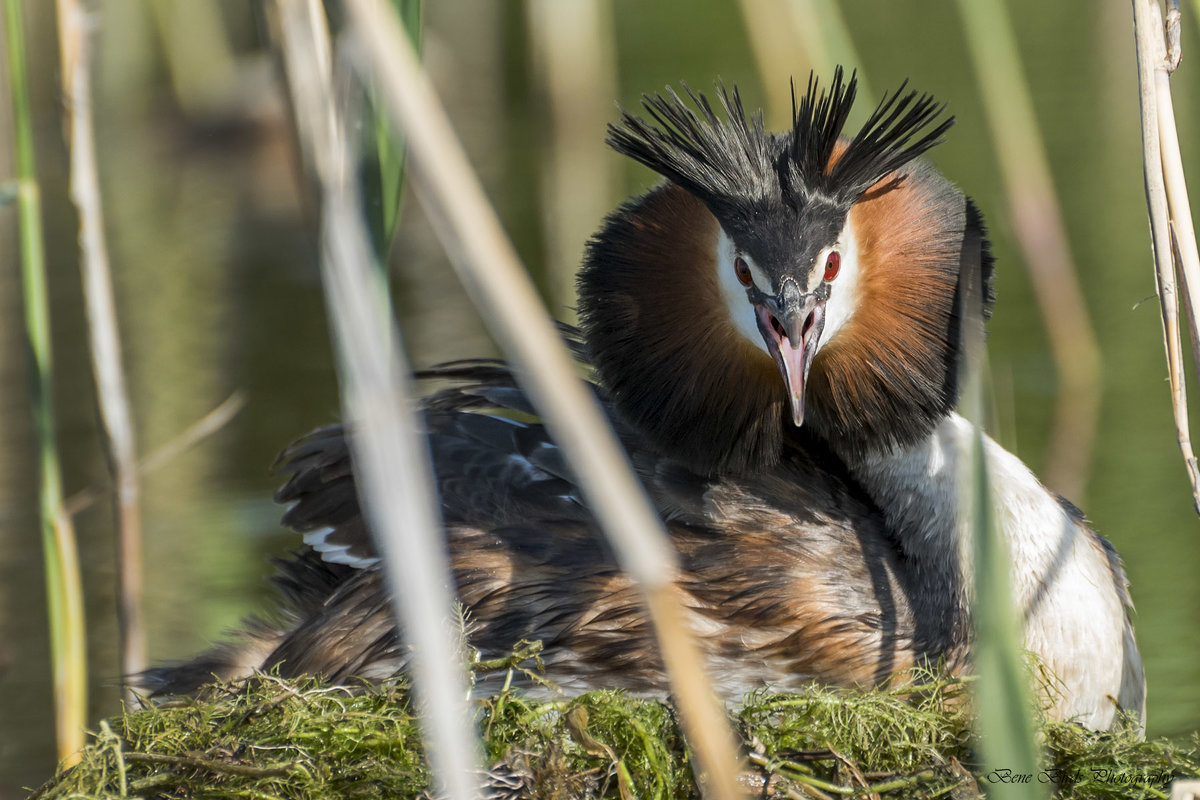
top-left (790, 397), bottom-right (805, 427)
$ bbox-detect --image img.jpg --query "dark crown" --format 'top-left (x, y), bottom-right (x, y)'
top-left (606, 69), bottom-right (955, 212)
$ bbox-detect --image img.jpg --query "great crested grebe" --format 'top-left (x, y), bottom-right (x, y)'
top-left (145, 71), bottom-right (1144, 731)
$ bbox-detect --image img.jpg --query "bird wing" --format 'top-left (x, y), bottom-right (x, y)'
top-left (273, 356), bottom-right (597, 569)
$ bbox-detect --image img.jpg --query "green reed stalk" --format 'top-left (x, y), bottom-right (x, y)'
top-left (365, 0), bottom-right (420, 263)
top-left (967, 428), bottom-right (1045, 800)
top-left (4, 0), bottom-right (88, 765)
top-left (958, 239), bottom-right (1043, 799)
top-left (954, 0), bottom-right (1100, 504)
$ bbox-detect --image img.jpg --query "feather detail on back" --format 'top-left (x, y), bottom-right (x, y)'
top-left (141, 358), bottom-right (960, 698)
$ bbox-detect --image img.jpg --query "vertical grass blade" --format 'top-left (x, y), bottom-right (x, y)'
top-left (146, 1), bottom-right (238, 115)
top-left (271, 2), bottom-right (482, 798)
top-left (4, 0), bottom-right (88, 766)
top-left (784, 0), bottom-right (869, 96)
top-left (341, 2), bottom-right (746, 797)
top-left (954, 0), bottom-right (1101, 503)
top-left (57, 0), bottom-right (145, 704)
top-left (957, 193), bottom-right (1043, 799)
top-left (361, 0), bottom-right (420, 262)
top-left (323, 181), bottom-right (483, 800)
top-left (738, 0), bottom-right (870, 127)
top-left (967, 429), bottom-right (1045, 799)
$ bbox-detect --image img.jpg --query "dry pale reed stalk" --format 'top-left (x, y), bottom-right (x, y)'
top-left (1132, 0), bottom-right (1200, 514)
top-left (341, 1), bottom-right (745, 797)
top-left (63, 392), bottom-right (245, 518)
top-left (56, 0), bottom-right (145, 704)
top-left (272, 1), bottom-right (483, 798)
top-left (524, 0), bottom-right (619, 312)
top-left (737, 0), bottom-right (868, 129)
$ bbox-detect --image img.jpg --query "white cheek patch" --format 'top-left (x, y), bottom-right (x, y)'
top-left (717, 222), bottom-right (861, 354)
top-left (822, 218), bottom-right (861, 344)
top-left (716, 230), bottom-right (770, 356)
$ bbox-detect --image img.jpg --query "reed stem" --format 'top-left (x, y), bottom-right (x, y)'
top-left (524, 0), bottom-right (619, 311)
top-left (1132, 0), bottom-right (1200, 515)
top-left (272, 2), bottom-right (483, 798)
top-left (5, 0), bottom-right (88, 765)
top-left (958, 196), bottom-right (1043, 799)
top-left (954, 0), bottom-right (1101, 504)
top-left (341, 2), bottom-right (745, 797)
top-left (56, 0), bottom-right (145, 704)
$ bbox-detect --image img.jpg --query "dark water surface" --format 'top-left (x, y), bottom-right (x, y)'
top-left (3, 1), bottom-right (1199, 793)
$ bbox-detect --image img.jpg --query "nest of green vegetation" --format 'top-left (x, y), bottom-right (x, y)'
top-left (29, 664), bottom-right (1198, 800)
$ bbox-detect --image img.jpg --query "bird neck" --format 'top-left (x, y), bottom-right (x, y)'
top-left (832, 415), bottom-right (975, 645)
top-left (838, 416), bottom-right (972, 570)
top-left (836, 411), bottom-right (1137, 728)
top-left (841, 411), bottom-right (1081, 606)
top-left (847, 414), bottom-right (1081, 588)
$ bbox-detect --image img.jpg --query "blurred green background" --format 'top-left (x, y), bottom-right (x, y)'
top-left (2, 0), bottom-right (1198, 794)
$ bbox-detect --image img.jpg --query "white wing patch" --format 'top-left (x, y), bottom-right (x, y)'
top-left (303, 526), bottom-right (380, 569)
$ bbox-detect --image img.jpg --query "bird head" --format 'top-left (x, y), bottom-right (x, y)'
top-left (579, 70), bottom-right (994, 474)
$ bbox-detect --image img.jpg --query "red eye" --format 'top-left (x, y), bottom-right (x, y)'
top-left (823, 251), bottom-right (841, 282)
top-left (734, 256), bottom-right (753, 287)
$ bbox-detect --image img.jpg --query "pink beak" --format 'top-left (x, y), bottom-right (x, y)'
top-left (756, 298), bottom-right (824, 427)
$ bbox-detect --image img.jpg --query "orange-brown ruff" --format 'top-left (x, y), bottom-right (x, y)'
top-left (578, 155), bottom-right (985, 471)
top-left (142, 71), bottom-right (1142, 731)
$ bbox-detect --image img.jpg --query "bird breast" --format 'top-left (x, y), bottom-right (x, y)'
top-left (847, 412), bottom-right (1145, 730)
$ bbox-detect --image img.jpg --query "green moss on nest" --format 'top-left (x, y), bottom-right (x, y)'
top-left (27, 673), bottom-right (1199, 800)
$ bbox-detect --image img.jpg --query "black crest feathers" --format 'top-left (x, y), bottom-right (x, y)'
top-left (608, 71), bottom-right (954, 219)
top-left (606, 82), bottom-right (777, 212)
top-left (789, 67), bottom-right (955, 204)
